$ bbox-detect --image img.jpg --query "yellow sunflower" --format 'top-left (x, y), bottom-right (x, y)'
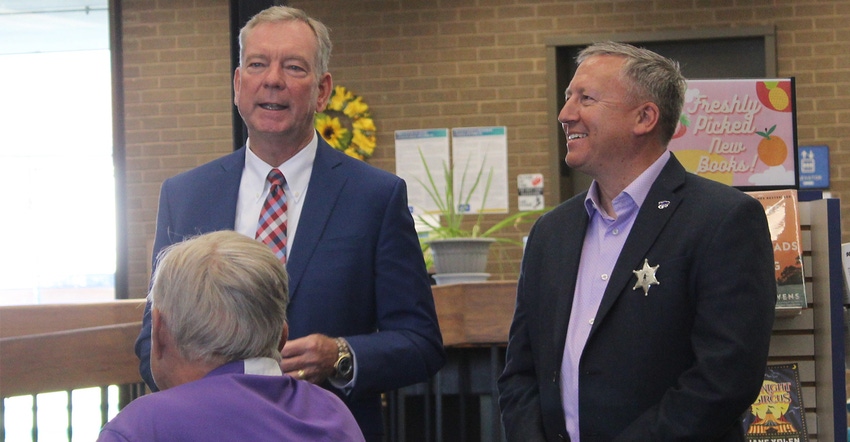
top-left (315, 86), bottom-right (376, 160)
top-left (315, 115), bottom-right (349, 150)
top-left (327, 86), bottom-right (353, 112)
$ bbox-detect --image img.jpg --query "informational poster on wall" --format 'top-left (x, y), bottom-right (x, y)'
top-left (667, 78), bottom-right (798, 189)
top-left (395, 126), bottom-right (509, 218)
top-left (450, 126), bottom-right (509, 214)
top-left (394, 128), bottom-right (450, 216)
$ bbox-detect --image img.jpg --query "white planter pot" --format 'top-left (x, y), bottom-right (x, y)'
top-left (432, 272), bottom-right (491, 285)
top-left (428, 237), bottom-right (496, 275)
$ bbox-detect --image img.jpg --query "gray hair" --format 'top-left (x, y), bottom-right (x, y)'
top-left (577, 41), bottom-right (687, 144)
top-left (238, 5), bottom-right (332, 81)
top-left (149, 230), bottom-right (289, 366)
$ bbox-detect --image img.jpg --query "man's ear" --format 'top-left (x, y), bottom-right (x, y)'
top-left (315, 72), bottom-right (333, 113)
top-left (233, 67), bottom-right (242, 106)
top-left (278, 321), bottom-right (289, 352)
top-left (634, 102), bottom-right (660, 136)
top-left (151, 308), bottom-right (168, 361)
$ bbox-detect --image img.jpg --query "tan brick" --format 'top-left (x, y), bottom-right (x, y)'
top-left (441, 76), bottom-right (479, 89)
top-left (440, 48), bottom-right (478, 62)
top-left (497, 6), bottom-right (536, 19)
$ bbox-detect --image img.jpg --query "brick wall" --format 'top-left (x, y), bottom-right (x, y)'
top-left (122, 0), bottom-right (233, 297)
top-left (122, 0), bottom-right (850, 298)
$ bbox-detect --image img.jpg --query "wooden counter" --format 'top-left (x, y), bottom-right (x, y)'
top-left (431, 280), bottom-right (516, 347)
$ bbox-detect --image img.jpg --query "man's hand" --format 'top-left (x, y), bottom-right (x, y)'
top-left (280, 333), bottom-right (338, 383)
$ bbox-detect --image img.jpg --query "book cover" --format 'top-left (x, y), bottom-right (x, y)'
top-left (743, 363), bottom-right (808, 441)
top-left (746, 189), bottom-right (807, 309)
top-left (841, 242), bottom-right (850, 304)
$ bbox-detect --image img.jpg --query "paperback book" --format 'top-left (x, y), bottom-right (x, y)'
top-left (746, 189), bottom-right (807, 310)
top-left (743, 363), bottom-right (808, 441)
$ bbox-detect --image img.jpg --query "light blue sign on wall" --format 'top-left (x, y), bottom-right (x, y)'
top-left (798, 145), bottom-right (829, 189)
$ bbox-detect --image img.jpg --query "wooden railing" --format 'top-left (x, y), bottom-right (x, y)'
top-left (0, 300), bottom-right (146, 398)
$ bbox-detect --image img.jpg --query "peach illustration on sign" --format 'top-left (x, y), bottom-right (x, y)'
top-left (756, 125), bottom-right (788, 167)
top-left (756, 80), bottom-right (792, 112)
top-left (672, 114), bottom-right (690, 139)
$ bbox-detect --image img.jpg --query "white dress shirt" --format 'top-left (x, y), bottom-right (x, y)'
top-left (234, 135), bottom-right (317, 259)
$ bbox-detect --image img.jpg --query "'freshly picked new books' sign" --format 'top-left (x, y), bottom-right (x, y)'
top-left (668, 78), bottom-right (797, 189)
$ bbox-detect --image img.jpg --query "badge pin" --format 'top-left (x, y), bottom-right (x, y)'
top-left (632, 258), bottom-right (660, 296)
top-left (658, 200), bottom-right (670, 209)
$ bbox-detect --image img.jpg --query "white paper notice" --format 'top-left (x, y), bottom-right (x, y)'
top-left (450, 126), bottom-right (508, 214)
top-left (394, 128), bottom-right (450, 217)
top-left (517, 173), bottom-right (545, 211)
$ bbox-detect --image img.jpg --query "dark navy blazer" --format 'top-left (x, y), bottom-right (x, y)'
top-left (498, 156), bottom-right (776, 441)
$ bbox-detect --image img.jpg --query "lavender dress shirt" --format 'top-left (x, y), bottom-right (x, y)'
top-left (561, 151), bottom-right (671, 441)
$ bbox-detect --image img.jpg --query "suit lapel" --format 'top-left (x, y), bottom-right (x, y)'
top-left (590, 156), bottom-right (687, 332)
top-left (285, 140), bottom-right (347, 299)
top-left (214, 147), bottom-right (246, 230)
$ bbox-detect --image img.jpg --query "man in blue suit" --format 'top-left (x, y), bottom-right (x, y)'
top-left (498, 42), bottom-right (776, 441)
top-left (134, 6), bottom-right (445, 441)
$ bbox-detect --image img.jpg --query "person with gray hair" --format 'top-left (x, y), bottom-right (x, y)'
top-left (498, 42), bottom-right (775, 440)
top-left (101, 231), bottom-right (364, 441)
top-left (134, 5), bottom-right (445, 440)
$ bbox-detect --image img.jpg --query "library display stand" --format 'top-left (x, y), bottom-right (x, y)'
top-left (770, 194), bottom-right (846, 441)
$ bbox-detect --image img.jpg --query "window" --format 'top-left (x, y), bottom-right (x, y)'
top-left (0, 1), bottom-right (115, 305)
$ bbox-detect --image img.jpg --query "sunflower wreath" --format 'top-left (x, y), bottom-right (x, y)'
top-left (315, 85), bottom-right (377, 160)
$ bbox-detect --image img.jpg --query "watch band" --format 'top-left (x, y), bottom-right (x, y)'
top-left (335, 337), bottom-right (349, 355)
top-left (333, 337), bottom-right (353, 381)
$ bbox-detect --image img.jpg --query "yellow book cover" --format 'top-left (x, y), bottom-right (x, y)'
top-left (743, 363), bottom-right (808, 441)
top-left (745, 189), bottom-right (806, 309)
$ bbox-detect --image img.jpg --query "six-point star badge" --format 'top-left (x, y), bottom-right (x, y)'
top-left (632, 258), bottom-right (660, 296)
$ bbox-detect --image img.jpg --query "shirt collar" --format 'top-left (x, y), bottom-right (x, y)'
top-left (205, 357), bottom-right (283, 378)
top-left (584, 150), bottom-right (671, 218)
top-left (244, 133), bottom-right (318, 202)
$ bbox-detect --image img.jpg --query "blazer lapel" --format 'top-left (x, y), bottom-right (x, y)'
top-left (213, 147), bottom-right (246, 230)
top-left (284, 140), bottom-right (347, 299)
top-left (590, 156), bottom-right (687, 331)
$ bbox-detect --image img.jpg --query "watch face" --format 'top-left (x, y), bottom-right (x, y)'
top-left (337, 356), bottom-right (353, 376)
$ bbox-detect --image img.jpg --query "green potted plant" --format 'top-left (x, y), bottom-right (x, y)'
top-left (415, 149), bottom-right (548, 284)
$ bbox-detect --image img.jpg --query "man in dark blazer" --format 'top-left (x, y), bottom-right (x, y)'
top-left (498, 42), bottom-right (776, 441)
top-left (134, 6), bottom-right (445, 441)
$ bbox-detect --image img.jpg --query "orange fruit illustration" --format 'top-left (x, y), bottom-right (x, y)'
top-left (756, 125), bottom-right (788, 167)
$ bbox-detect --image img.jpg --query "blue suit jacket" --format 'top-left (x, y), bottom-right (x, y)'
top-left (498, 156), bottom-right (776, 441)
top-left (135, 139), bottom-right (446, 440)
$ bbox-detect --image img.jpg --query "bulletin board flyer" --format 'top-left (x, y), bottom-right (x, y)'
top-left (668, 78), bottom-right (798, 189)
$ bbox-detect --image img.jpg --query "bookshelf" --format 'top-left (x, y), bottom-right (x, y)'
top-left (769, 195), bottom-right (845, 441)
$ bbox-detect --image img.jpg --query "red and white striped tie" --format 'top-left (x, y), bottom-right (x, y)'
top-left (256, 168), bottom-right (288, 263)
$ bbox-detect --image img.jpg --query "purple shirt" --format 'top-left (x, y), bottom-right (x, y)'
top-left (561, 151), bottom-right (671, 441)
top-left (98, 359), bottom-right (365, 441)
